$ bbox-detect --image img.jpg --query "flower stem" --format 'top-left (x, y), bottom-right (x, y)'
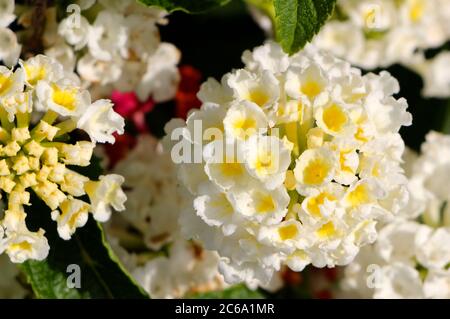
top-left (41, 110), bottom-right (58, 125)
top-left (54, 119), bottom-right (77, 137)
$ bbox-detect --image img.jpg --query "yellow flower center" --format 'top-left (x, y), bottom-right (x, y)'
top-left (247, 89), bottom-right (269, 107)
top-left (301, 81), bottom-right (321, 99)
top-left (0, 74), bottom-right (12, 95)
top-left (25, 65), bottom-right (47, 86)
top-left (346, 184), bottom-right (370, 207)
top-left (322, 104), bottom-right (348, 133)
top-left (8, 241), bottom-right (32, 252)
top-left (409, 0), bottom-right (425, 22)
top-left (307, 192), bottom-right (336, 217)
top-left (254, 152), bottom-right (275, 175)
top-left (232, 117), bottom-right (256, 139)
top-left (52, 85), bottom-right (77, 111)
top-left (255, 193), bottom-right (276, 213)
top-left (278, 224), bottom-right (298, 240)
top-left (220, 161), bottom-right (244, 177)
top-left (303, 158), bottom-right (331, 185)
top-left (363, 8), bottom-right (378, 28)
top-left (316, 221), bottom-right (336, 238)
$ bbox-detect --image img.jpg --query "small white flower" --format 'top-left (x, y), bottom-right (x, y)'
top-left (124, 14), bottom-right (160, 59)
top-left (375, 221), bottom-right (423, 265)
top-left (233, 186), bottom-right (289, 225)
top-left (314, 101), bottom-right (354, 136)
top-left (415, 227), bottom-right (450, 270)
top-left (136, 43), bottom-right (180, 102)
top-left (203, 140), bottom-right (252, 191)
top-left (51, 197), bottom-right (90, 240)
top-left (36, 80), bottom-right (90, 116)
top-left (223, 101), bottom-right (268, 140)
top-left (197, 77), bottom-right (233, 105)
top-left (58, 14), bottom-right (91, 50)
top-left (4, 230), bottom-right (50, 263)
top-left (21, 54), bottom-right (64, 86)
top-left (226, 68), bottom-right (280, 114)
top-left (285, 63), bottom-right (329, 105)
top-left (45, 42), bottom-right (77, 72)
top-left (0, 27), bottom-right (21, 67)
top-left (194, 187), bottom-right (240, 236)
top-left (87, 11), bottom-right (128, 61)
top-left (242, 40), bottom-right (290, 74)
top-left (244, 135), bottom-right (291, 190)
top-left (77, 53), bottom-right (123, 85)
top-left (76, 99), bottom-right (125, 144)
top-left (0, 66), bottom-right (25, 101)
top-left (85, 174), bottom-right (126, 222)
top-left (294, 147), bottom-right (337, 195)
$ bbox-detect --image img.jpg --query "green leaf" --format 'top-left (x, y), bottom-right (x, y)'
top-left (273, 0), bottom-right (336, 54)
top-left (19, 157), bottom-right (149, 299)
top-left (137, 0), bottom-right (231, 13)
top-left (188, 284), bottom-right (265, 299)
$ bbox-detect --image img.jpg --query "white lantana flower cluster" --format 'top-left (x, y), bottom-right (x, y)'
top-left (166, 41), bottom-right (412, 286)
top-left (110, 135), bottom-right (228, 298)
top-left (54, 0), bottom-right (180, 102)
top-left (340, 132), bottom-right (450, 299)
top-left (314, 0), bottom-right (450, 70)
top-left (0, 55), bottom-right (126, 263)
top-left (0, 0), bottom-right (21, 67)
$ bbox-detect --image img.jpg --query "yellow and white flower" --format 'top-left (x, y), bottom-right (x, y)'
top-left (167, 41), bottom-right (411, 286)
top-left (223, 101), bottom-right (268, 140)
top-left (76, 99), bottom-right (125, 144)
top-left (36, 80), bottom-right (90, 116)
top-left (0, 56), bottom-right (126, 263)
